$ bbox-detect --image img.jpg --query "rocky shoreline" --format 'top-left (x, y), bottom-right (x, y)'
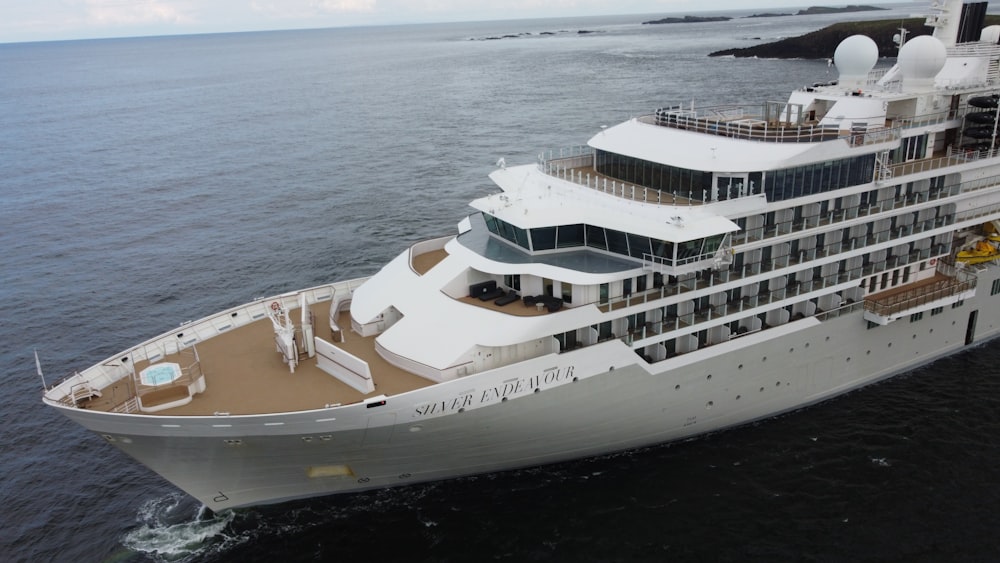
top-left (709, 15), bottom-right (1000, 59)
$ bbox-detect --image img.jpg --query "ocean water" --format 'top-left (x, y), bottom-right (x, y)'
top-left (3, 3), bottom-right (1000, 561)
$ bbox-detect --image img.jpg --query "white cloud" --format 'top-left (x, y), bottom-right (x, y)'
top-left (251, 0), bottom-right (375, 19)
top-left (83, 0), bottom-right (196, 26)
top-left (311, 0), bottom-right (376, 14)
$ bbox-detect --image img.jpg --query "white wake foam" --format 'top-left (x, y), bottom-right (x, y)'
top-left (120, 493), bottom-right (244, 562)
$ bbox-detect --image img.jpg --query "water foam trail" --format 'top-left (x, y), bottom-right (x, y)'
top-left (120, 493), bottom-right (245, 562)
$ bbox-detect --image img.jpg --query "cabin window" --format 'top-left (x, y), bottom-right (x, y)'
top-left (597, 321), bottom-right (613, 340)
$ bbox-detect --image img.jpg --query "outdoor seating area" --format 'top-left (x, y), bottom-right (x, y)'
top-left (523, 294), bottom-right (564, 312)
top-left (470, 280), bottom-right (521, 306)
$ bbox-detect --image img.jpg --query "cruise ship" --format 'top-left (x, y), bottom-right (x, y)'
top-left (44, 0), bottom-right (1000, 512)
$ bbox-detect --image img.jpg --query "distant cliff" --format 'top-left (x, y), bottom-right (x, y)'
top-left (709, 16), bottom-right (1000, 59)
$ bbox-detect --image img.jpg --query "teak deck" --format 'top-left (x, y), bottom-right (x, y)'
top-left (78, 300), bottom-right (434, 416)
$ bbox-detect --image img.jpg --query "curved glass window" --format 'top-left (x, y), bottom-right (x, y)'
top-left (652, 239), bottom-right (674, 259)
top-left (481, 213), bottom-right (725, 267)
top-left (532, 227), bottom-right (557, 251)
top-left (484, 214), bottom-right (500, 235)
top-left (606, 229), bottom-right (630, 255)
top-left (557, 224), bottom-right (585, 248)
top-left (586, 225), bottom-right (607, 251)
top-left (627, 233), bottom-right (651, 259)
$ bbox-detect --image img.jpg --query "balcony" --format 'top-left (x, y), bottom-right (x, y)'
top-left (862, 261), bottom-right (977, 325)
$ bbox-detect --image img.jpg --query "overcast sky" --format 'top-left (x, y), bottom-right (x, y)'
top-left (0, 0), bottom-right (915, 44)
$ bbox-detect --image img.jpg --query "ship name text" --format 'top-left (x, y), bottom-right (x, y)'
top-left (412, 365), bottom-right (576, 418)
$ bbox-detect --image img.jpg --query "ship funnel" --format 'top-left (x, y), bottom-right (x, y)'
top-left (898, 35), bottom-right (947, 91)
top-left (834, 35), bottom-right (878, 90)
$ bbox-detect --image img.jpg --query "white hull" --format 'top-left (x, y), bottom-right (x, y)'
top-left (52, 264), bottom-right (1000, 511)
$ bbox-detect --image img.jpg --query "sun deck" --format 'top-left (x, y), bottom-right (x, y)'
top-left (74, 300), bottom-right (435, 416)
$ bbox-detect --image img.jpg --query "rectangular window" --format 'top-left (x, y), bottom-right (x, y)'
top-left (953, 300), bottom-right (964, 309)
top-left (931, 307), bottom-right (943, 316)
top-left (992, 279), bottom-right (1000, 296)
top-left (636, 275), bottom-right (647, 293)
top-left (910, 312), bottom-right (923, 322)
top-left (597, 321), bottom-right (613, 340)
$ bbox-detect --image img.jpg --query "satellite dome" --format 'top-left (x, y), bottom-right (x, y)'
top-left (834, 35), bottom-right (879, 88)
top-left (981, 25), bottom-right (1000, 44)
top-left (898, 35), bottom-right (946, 89)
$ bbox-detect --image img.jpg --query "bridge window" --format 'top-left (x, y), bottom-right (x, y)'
top-left (532, 227), bottom-right (557, 251)
top-left (557, 224), bottom-right (585, 248)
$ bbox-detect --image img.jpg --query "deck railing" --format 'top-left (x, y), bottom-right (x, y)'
top-left (863, 264), bottom-right (977, 319)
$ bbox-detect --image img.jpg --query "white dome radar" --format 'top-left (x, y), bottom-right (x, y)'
top-left (981, 25), bottom-right (1000, 44)
top-left (834, 35), bottom-right (878, 89)
top-left (897, 34), bottom-right (946, 90)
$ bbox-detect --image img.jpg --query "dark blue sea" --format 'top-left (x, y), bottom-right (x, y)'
top-left (4, 3), bottom-right (1000, 561)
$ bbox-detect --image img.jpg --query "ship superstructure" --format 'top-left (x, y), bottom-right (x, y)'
top-left (43, 0), bottom-right (1000, 511)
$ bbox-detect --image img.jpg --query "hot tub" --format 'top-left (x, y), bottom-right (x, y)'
top-left (140, 362), bottom-right (182, 386)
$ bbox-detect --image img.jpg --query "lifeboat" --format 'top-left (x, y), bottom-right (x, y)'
top-left (966, 111), bottom-right (996, 125)
top-left (964, 126), bottom-right (996, 139)
top-left (968, 94), bottom-right (999, 108)
top-left (957, 239), bottom-right (1000, 264)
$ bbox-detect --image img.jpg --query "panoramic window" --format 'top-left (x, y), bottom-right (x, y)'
top-left (481, 213), bottom-right (726, 268)
top-left (557, 224), bottom-right (585, 248)
top-left (532, 226), bottom-right (557, 251)
top-left (586, 225), bottom-right (607, 251)
top-left (605, 229), bottom-right (630, 256)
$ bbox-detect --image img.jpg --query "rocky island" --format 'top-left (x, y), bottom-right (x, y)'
top-left (643, 15), bottom-right (731, 25)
